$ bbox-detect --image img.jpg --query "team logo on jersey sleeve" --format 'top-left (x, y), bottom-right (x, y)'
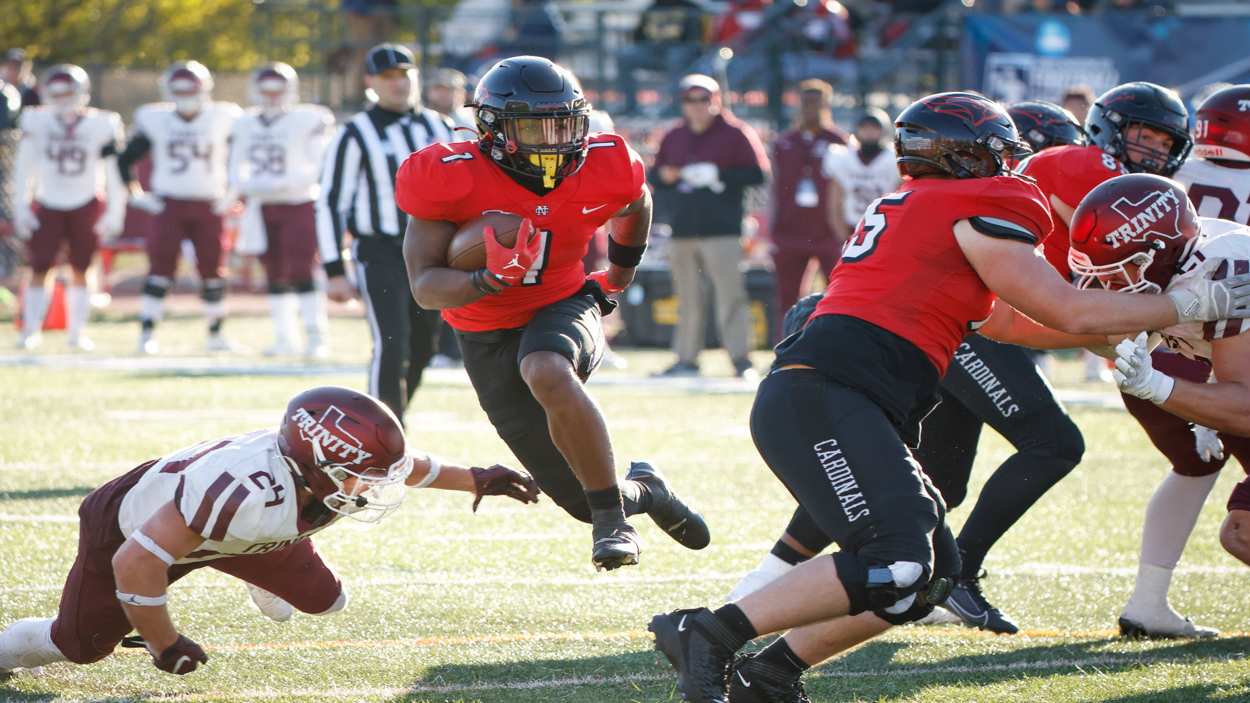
top-left (1105, 187), bottom-right (1185, 248)
top-left (293, 406), bottom-right (373, 465)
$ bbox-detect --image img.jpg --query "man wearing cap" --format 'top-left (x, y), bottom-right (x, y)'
top-left (822, 107), bottom-right (900, 247)
top-left (1, 50), bottom-right (39, 108)
top-left (315, 43), bottom-right (455, 423)
top-left (768, 79), bottom-right (848, 329)
top-left (652, 74), bottom-right (770, 379)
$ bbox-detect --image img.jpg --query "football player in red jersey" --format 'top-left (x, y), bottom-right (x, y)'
top-left (0, 386), bottom-right (537, 680)
top-left (646, 92), bottom-right (1250, 703)
top-left (397, 56), bottom-right (709, 571)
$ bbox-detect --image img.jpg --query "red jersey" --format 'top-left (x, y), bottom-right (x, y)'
top-left (396, 133), bottom-right (646, 332)
top-left (812, 175), bottom-right (1053, 374)
top-left (1019, 144), bottom-right (1126, 278)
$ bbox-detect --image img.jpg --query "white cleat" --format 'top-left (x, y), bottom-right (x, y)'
top-left (67, 336), bottom-right (95, 353)
top-left (914, 607), bottom-right (964, 626)
top-left (1119, 605), bottom-right (1219, 639)
top-left (206, 333), bottom-right (243, 353)
top-left (263, 340), bottom-right (296, 357)
top-left (17, 333), bottom-right (42, 351)
top-left (727, 553), bottom-right (796, 602)
top-left (247, 583), bottom-right (294, 622)
top-left (305, 339), bottom-right (330, 361)
top-left (137, 333), bottom-right (159, 356)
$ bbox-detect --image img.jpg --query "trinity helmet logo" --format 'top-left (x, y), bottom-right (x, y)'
top-left (1104, 187), bottom-right (1185, 249)
top-left (293, 406), bottom-right (373, 465)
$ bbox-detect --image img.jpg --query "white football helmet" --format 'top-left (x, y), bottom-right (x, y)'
top-left (39, 64), bottom-right (90, 116)
top-left (161, 60), bottom-right (213, 115)
top-left (249, 62), bottom-right (298, 115)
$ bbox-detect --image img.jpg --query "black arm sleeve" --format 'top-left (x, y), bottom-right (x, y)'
top-left (117, 133), bottom-right (152, 185)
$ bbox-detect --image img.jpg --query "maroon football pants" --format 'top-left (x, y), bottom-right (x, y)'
top-left (49, 462), bottom-right (342, 664)
top-left (258, 202), bottom-right (318, 287)
top-left (147, 197), bottom-right (226, 280)
top-left (28, 199), bottom-right (103, 275)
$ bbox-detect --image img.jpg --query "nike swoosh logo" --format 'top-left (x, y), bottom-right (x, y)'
top-left (582, 204), bottom-right (607, 214)
top-left (736, 671), bottom-right (751, 688)
top-left (677, 615), bottom-right (688, 632)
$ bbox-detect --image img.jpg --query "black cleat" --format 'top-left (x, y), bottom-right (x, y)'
top-left (648, 608), bottom-right (738, 703)
top-left (591, 519), bottom-right (641, 571)
top-left (627, 461), bottom-right (711, 550)
top-left (941, 571), bottom-right (1019, 634)
top-left (728, 654), bottom-right (811, 703)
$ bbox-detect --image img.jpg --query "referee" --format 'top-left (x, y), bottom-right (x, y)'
top-left (316, 43), bottom-right (454, 423)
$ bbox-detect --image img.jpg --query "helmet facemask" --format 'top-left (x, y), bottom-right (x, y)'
top-left (286, 442), bottom-right (413, 524)
top-left (1069, 246), bottom-right (1161, 294)
top-left (44, 79), bottom-right (87, 117)
top-left (483, 108), bottom-right (589, 189)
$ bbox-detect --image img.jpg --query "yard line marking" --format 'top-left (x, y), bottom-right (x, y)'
top-left (151, 651), bottom-right (1250, 701)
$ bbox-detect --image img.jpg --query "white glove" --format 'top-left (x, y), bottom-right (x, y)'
top-left (94, 209), bottom-right (126, 239)
top-left (680, 162), bottom-right (720, 189)
top-left (1113, 331), bottom-right (1175, 403)
top-left (1165, 256), bottom-right (1250, 323)
top-left (130, 191), bottom-right (165, 215)
top-left (13, 203), bottom-right (39, 240)
top-left (1192, 424), bottom-right (1225, 463)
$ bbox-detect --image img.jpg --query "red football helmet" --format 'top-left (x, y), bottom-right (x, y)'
top-left (1193, 84), bottom-right (1250, 163)
top-left (277, 386), bottom-right (412, 523)
top-left (161, 60), bottom-right (213, 115)
top-left (1068, 173), bottom-right (1200, 294)
top-left (39, 64), bottom-right (90, 116)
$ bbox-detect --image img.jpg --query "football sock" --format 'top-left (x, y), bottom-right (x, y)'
top-left (297, 289), bottom-right (327, 339)
top-left (586, 486), bottom-right (626, 524)
top-left (21, 286), bottom-right (47, 337)
top-left (755, 637), bottom-right (810, 676)
top-left (1125, 471), bottom-right (1218, 612)
top-left (957, 449), bottom-right (1079, 579)
top-left (268, 293), bottom-right (296, 347)
top-left (66, 285), bottom-right (89, 340)
top-left (712, 603), bottom-right (758, 645)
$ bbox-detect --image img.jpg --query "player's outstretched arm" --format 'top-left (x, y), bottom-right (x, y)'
top-left (1118, 332), bottom-right (1250, 436)
top-left (112, 502), bottom-right (209, 675)
top-left (978, 301), bottom-right (1109, 349)
top-left (405, 454), bottom-right (540, 511)
top-left (955, 219), bottom-right (1246, 334)
top-left (403, 217), bottom-right (495, 309)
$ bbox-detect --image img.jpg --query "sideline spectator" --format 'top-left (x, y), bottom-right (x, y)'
top-left (652, 75), bottom-right (770, 379)
top-left (1061, 84), bottom-right (1095, 124)
top-left (340, 0), bottom-right (398, 109)
top-left (768, 79), bottom-right (848, 329)
top-left (1, 50), bottom-right (39, 108)
top-left (617, 0), bottom-right (707, 115)
top-left (822, 106), bottom-right (900, 243)
top-left (425, 68), bottom-right (475, 132)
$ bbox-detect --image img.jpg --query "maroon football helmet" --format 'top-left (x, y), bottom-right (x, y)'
top-left (1193, 84), bottom-right (1250, 163)
top-left (277, 386), bottom-right (412, 523)
top-left (249, 61), bottom-right (298, 114)
top-left (161, 60), bottom-right (213, 114)
top-left (1068, 173), bottom-right (1200, 294)
top-left (39, 64), bottom-right (90, 116)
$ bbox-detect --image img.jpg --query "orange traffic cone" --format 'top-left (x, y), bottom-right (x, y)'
top-left (15, 278), bottom-right (67, 331)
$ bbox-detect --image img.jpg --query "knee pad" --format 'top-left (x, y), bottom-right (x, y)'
top-left (267, 282), bottom-right (293, 295)
top-left (832, 552), bottom-right (930, 617)
top-left (142, 275), bottom-right (172, 299)
top-left (293, 279), bottom-right (316, 294)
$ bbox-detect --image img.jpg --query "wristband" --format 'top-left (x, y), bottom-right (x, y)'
top-left (411, 455), bottom-right (443, 489)
top-left (117, 590), bottom-right (169, 607)
top-left (607, 238), bottom-right (647, 268)
top-left (471, 268), bottom-right (504, 296)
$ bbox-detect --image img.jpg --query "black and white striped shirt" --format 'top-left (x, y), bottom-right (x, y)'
top-left (316, 104), bottom-right (455, 277)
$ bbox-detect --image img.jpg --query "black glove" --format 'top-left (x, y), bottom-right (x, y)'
top-left (470, 464), bottom-right (541, 512)
top-left (153, 634), bottom-right (208, 675)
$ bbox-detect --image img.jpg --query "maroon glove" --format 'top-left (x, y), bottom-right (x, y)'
top-left (153, 634), bottom-right (208, 675)
top-left (471, 464), bottom-right (541, 512)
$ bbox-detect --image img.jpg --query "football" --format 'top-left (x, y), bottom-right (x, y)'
top-left (446, 212), bottom-right (524, 271)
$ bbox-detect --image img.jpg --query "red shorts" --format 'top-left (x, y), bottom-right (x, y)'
top-left (1122, 350), bottom-right (1250, 478)
top-left (50, 461), bottom-right (343, 664)
top-left (147, 198), bottom-right (225, 280)
top-left (258, 202), bottom-right (317, 286)
top-left (28, 199), bottom-right (103, 273)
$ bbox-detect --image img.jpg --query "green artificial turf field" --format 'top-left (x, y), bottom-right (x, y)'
top-left (1, 312), bottom-right (1247, 702)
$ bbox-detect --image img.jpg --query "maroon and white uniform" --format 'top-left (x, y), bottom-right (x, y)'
top-left (1177, 158), bottom-right (1250, 227)
top-left (13, 107), bottom-right (125, 272)
top-left (229, 104), bottom-right (334, 283)
top-left (49, 430), bottom-right (343, 664)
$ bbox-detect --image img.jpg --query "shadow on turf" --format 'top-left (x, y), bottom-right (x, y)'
top-left (375, 636), bottom-right (1250, 702)
top-left (0, 486), bottom-right (94, 501)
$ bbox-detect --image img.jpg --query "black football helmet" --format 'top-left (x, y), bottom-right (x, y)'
top-left (894, 92), bottom-right (1032, 179)
top-left (1008, 101), bottom-right (1086, 152)
top-left (469, 55), bottom-right (591, 191)
top-left (1086, 82), bottom-right (1191, 177)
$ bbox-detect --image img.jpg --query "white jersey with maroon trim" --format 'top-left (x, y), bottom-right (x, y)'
top-left (821, 144), bottom-right (900, 227)
top-left (117, 430), bottom-right (328, 564)
top-left (229, 104), bottom-right (334, 204)
top-left (1158, 217), bottom-right (1250, 360)
top-left (132, 101), bottom-right (241, 200)
top-left (1177, 158), bottom-right (1250, 227)
top-left (17, 107), bottom-right (123, 210)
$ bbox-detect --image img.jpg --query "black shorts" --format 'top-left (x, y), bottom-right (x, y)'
top-left (455, 283), bottom-right (614, 521)
top-left (750, 367), bottom-right (944, 568)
